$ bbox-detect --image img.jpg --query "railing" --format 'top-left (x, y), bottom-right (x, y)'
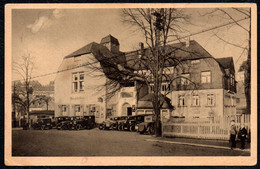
top-left (162, 117), bottom-right (230, 140)
top-left (162, 123), bottom-right (230, 140)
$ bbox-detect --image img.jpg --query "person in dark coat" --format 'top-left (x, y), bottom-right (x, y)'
top-left (230, 120), bottom-right (237, 149)
top-left (238, 124), bottom-right (247, 149)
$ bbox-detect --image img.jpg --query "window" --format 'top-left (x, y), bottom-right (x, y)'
top-left (207, 94), bottom-right (215, 106)
top-left (74, 105), bottom-right (81, 116)
top-left (230, 74), bottom-right (235, 86)
top-left (161, 83), bottom-right (168, 92)
top-left (231, 96), bottom-right (236, 106)
top-left (150, 84), bottom-right (154, 93)
top-left (79, 73), bottom-right (84, 91)
top-left (121, 92), bottom-right (133, 98)
top-left (191, 59), bottom-right (200, 64)
top-left (191, 95), bottom-right (200, 106)
top-left (236, 98), bottom-right (240, 104)
top-left (61, 105), bottom-right (67, 116)
top-left (72, 72), bottom-right (84, 92)
top-left (178, 95), bottom-right (185, 106)
top-left (201, 71), bottom-right (211, 83)
top-left (181, 74), bottom-right (190, 85)
top-left (163, 67), bottom-right (174, 74)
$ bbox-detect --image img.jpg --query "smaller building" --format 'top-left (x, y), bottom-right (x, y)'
top-left (29, 110), bottom-right (55, 123)
top-left (236, 60), bottom-right (250, 130)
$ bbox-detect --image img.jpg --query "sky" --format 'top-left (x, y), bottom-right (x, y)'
top-left (12, 8), bottom-right (250, 85)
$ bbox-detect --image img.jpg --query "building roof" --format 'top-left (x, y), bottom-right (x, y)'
top-left (137, 93), bottom-right (173, 109)
top-left (216, 57), bottom-right (234, 70)
top-left (30, 110), bottom-right (54, 116)
top-left (100, 34), bottom-right (119, 45)
top-left (63, 41), bottom-right (126, 81)
top-left (64, 42), bottom-right (96, 59)
top-left (125, 40), bottom-right (214, 70)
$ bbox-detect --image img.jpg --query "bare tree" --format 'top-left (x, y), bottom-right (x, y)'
top-left (202, 8), bottom-right (251, 114)
top-left (12, 54), bottom-right (35, 128)
top-left (119, 8), bottom-right (192, 136)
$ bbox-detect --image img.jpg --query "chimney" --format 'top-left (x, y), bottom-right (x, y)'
top-left (138, 42), bottom-right (144, 58)
top-left (100, 34), bottom-right (120, 53)
top-left (185, 37), bottom-right (190, 48)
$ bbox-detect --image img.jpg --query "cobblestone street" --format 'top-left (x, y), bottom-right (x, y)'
top-left (12, 128), bottom-right (250, 156)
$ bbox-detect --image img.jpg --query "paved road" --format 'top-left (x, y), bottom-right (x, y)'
top-left (12, 128), bottom-right (250, 156)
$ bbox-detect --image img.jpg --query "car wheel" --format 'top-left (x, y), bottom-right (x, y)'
top-left (148, 125), bottom-right (155, 135)
top-left (40, 125), bottom-right (45, 130)
top-left (120, 125), bottom-right (124, 131)
top-left (76, 124), bottom-right (82, 130)
top-left (99, 124), bottom-right (103, 130)
top-left (61, 125), bottom-right (66, 130)
top-left (130, 125), bottom-right (135, 132)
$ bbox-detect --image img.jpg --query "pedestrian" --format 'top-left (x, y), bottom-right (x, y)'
top-left (230, 120), bottom-right (237, 149)
top-left (238, 124), bottom-right (247, 149)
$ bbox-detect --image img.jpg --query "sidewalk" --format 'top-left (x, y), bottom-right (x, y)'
top-left (146, 136), bottom-right (250, 152)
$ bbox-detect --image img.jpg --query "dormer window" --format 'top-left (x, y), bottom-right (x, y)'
top-left (191, 59), bottom-right (200, 64)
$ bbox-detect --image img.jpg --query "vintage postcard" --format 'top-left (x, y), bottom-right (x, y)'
top-left (5, 3), bottom-right (257, 166)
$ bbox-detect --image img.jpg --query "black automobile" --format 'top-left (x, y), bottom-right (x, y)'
top-left (71, 115), bottom-right (95, 130)
top-left (55, 116), bottom-right (72, 130)
top-left (132, 114), bottom-right (154, 132)
top-left (32, 118), bottom-right (52, 130)
top-left (122, 116), bottom-right (136, 131)
top-left (116, 116), bottom-right (129, 131)
top-left (137, 115), bottom-right (156, 135)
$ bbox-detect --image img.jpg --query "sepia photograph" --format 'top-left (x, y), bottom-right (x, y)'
top-left (5, 3), bottom-right (257, 166)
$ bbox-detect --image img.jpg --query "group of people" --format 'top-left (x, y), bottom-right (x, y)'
top-left (230, 120), bottom-right (248, 149)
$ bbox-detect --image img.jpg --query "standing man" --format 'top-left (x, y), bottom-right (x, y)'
top-left (230, 120), bottom-right (237, 149)
top-left (238, 124), bottom-right (248, 149)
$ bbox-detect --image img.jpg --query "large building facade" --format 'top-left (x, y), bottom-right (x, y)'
top-left (55, 35), bottom-right (237, 126)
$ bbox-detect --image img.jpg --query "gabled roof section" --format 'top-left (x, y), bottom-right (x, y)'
top-left (167, 40), bottom-right (212, 60)
top-left (100, 34), bottom-right (119, 45)
top-left (125, 40), bottom-right (214, 70)
top-left (216, 57), bottom-right (235, 73)
top-left (64, 42), bottom-right (96, 59)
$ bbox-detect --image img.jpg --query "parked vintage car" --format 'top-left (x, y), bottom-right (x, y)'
top-left (116, 116), bottom-right (129, 131)
top-left (32, 118), bottom-right (52, 130)
top-left (126, 114), bottom-right (154, 132)
top-left (137, 115), bottom-right (156, 135)
top-left (55, 116), bottom-right (73, 130)
top-left (99, 117), bottom-right (115, 130)
top-left (99, 116), bottom-right (128, 130)
top-left (71, 115), bottom-right (95, 130)
top-left (121, 116), bottom-right (136, 131)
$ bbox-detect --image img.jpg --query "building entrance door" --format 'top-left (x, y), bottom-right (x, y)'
top-left (121, 103), bottom-right (131, 116)
top-left (127, 107), bottom-right (132, 116)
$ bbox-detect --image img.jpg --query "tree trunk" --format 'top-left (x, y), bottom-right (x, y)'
top-left (245, 9), bottom-right (251, 114)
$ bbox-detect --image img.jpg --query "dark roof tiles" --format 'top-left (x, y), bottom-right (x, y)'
top-left (100, 34), bottom-right (119, 45)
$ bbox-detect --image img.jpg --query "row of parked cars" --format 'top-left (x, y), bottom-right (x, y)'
top-left (98, 114), bottom-right (156, 135)
top-left (31, 115), bottom-right (96, 130)
top-left (32, 114), bottom-right (158, 135)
